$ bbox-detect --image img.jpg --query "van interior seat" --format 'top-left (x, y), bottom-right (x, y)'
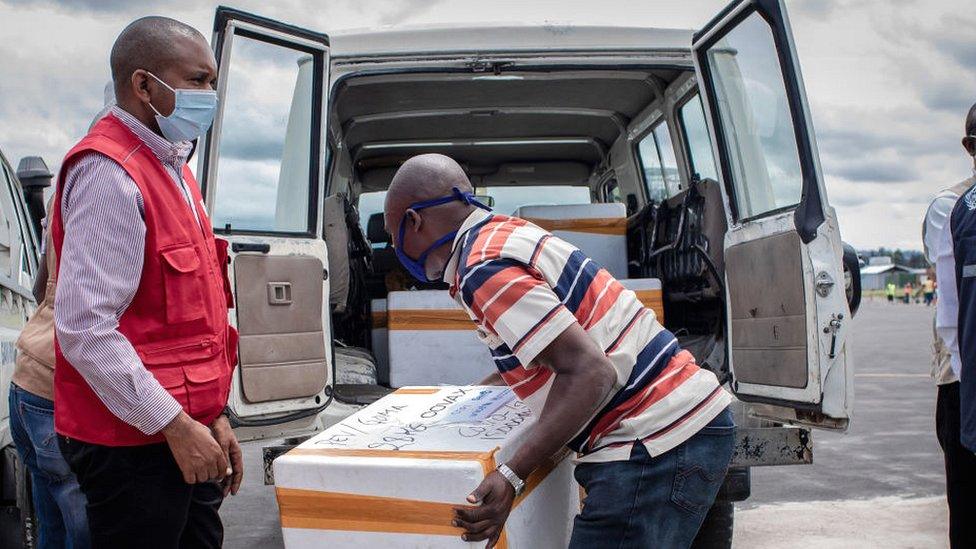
top-left (366, 212), bottom-right (398, 295)
top-left (513, 202), bottom-right (628, 279)
top-left (655, 178), bottom-right (727, 300)
top-left (367, 212), bottom-right (397, 268)
top-left (323, 195), bottom-right (352, 312)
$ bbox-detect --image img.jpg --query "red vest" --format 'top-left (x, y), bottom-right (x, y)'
top-left (51, 114), bottom-right (238, 446)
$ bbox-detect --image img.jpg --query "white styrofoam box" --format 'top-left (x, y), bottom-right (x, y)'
top-left (620, 278), bottom-right (664, 324)
top-left (370, 298), bottom-right (389, 385)
top-left (274, 386), bottom-right (579, 548)
top-left (619, 278), bottom-right (661, 292)
top-left (387, 290), bottom-right (495, 387)
top-left (513, 203), bottom-right (628, 279)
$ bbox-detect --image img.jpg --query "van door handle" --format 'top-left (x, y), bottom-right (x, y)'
top-left (233, 242), bottom-right (271, 254)
top-left (268, 282), bottom-right (292, 305)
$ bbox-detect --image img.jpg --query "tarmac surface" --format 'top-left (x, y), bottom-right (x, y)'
top-left (222, 299), bottom-right (949, 547)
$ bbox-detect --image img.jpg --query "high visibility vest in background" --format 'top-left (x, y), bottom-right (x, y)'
top-left (951, 181), bottom-right (976, 452)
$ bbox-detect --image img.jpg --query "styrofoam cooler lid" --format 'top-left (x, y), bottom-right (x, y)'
top-left (513, 203), bottom-right (626, 220)
top-left (620, 278), bottom-right (662, 291)
top-left (294, 386), bottom-right (533, 454)
top-left (388, 290), bottom-right (462, 310)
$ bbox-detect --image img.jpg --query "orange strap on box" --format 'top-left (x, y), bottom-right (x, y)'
top-left (277, 447), bottom-right (563, 546)
top-left (386, 308), bottom-right (475, 331)
top-left (522, 216), bottom-right (628, 235)
top-left (384, 292), bottom-right (663, 330)
top-left (371, 310), bottom-right (388, 329)
top-left (630, 289), bottom-right (665, 323)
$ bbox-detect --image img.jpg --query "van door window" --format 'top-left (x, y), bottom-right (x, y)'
top-left (703, 11), bottom-right (803, 219)
top-left (209, 34), bottom-right (318, 234)
top-left (358, 187), bottom-right (594, 225)
top-left (636, 122), bottom-right (678, 202)
top-left (678, 94), bottom-right (718, 182)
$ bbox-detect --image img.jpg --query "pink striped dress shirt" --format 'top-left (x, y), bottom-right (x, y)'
top-left (54, 107), bottom-right (202, 436)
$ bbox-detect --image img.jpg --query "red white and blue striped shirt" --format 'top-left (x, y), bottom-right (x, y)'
top-left (443, 209), bottom-right (732, 462)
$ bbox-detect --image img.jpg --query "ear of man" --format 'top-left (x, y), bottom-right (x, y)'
top-left (964, 102), bottom-right (976, 157)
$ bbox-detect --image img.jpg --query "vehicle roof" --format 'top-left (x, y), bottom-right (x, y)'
top-left (329, 24), bottom-right (695, 58)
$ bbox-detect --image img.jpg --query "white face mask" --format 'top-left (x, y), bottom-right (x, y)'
top-left (146, 71), bottom-right (218, 143)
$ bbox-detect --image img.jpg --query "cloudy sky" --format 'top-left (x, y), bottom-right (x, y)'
top-left (0, 0), bottom-right (973, 250)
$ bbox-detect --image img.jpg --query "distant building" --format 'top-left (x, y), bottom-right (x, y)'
top-left (860, 256), bottom-right (926, 291)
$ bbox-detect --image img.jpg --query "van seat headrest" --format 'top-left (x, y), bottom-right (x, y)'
top-left (367, 213), bottom-right (390, 245)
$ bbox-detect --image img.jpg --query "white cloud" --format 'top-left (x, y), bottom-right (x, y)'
top-left (1, 0), bottom-right (973, 251)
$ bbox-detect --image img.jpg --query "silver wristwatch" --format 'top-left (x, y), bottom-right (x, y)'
top-left (496, 463), bottom-right (525, 497)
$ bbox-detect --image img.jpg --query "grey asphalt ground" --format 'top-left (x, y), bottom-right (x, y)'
top-left (221, 299), bottom-right (948, 547)
top-left (747, 299), bottom-right (945, 505)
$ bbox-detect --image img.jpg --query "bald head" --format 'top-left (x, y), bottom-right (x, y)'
top-left (385, 153), bottom-right (473, 231)
top-left (111, 16), bottom-right (210, 99)
top-left (109, 16), bottom-right (217, 138)
top-left (967, 102), bottom-right (976, 137)
top-left (387, 154), bottom-right (472, 207)
top-left (965, 102), bottom-right (976, 158)
top-left (110, 15), bottom-right (207, 96)
top-left (384, 154), bottom-right (478, 281)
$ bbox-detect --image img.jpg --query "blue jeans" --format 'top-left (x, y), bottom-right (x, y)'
top-left (8, 383), bottom-right (90, 549)
top-left (569, 407), bottom-right (735, 549)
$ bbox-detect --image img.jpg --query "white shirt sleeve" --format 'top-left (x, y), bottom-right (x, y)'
top-left (925, 192), bottom-right (959, 265)
top-left (936, 215), bottom-right (962, 378)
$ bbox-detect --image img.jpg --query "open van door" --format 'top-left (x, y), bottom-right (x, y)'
top-left (199, 7), bottom-right (333, 427)
top-left (693, 0), bottom-right (853, 428)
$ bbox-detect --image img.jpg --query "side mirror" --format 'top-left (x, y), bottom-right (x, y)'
top-left (842, 242), bottom-right (862, 317)
top-left (16, 156), bottom-right (52, 240)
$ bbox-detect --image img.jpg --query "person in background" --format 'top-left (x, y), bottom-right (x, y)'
top-left (886, 281), bottom-right (896, 303)
top-left (9, 212), bottom-right (90, 548)
top-left (52, 16), bottom-right (241, 547)
top-left (923, 272), bottom-right (936, 306)
top-left (933, 101), bottom-right (976, 548)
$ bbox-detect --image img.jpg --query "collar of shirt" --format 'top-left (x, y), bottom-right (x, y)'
top-left (110, 106), bottom-right (191, 170)
top-left (442, 208), bottom-right (493, 285)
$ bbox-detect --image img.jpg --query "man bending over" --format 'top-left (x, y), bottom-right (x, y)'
top-left (384, 153), bottom-right (734, 548)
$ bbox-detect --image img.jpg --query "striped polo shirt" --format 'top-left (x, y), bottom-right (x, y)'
top-left (443, 209), bottom-right (732, 463)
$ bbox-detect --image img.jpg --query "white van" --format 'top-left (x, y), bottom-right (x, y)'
top-left (1, 1), bottom-right (862, 546)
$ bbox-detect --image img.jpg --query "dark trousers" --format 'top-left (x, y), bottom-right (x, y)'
top-left (58, 437), bottom-right (224, 549)
top-left (936, 382), bottom-right (976, 548)
top-left (569, 407), bottom-right (734, 549)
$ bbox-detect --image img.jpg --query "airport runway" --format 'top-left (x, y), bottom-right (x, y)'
top-left (222, 299), bottom-right (948, 547)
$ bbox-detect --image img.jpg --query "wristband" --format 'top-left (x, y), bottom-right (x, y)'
top-left (496, 463), bottom-right (525, 497)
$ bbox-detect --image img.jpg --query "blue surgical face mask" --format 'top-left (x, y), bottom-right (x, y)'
top-left (146, 71), bottom-right (218, 143)
top-left (396, 187), bottom-right (492, 283)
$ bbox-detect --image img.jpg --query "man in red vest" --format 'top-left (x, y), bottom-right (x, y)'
top-left (52, 16), bottom-right (241, 548)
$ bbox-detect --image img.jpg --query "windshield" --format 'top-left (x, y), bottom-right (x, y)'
top-left (357, 185), bottom-right (592, 240)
